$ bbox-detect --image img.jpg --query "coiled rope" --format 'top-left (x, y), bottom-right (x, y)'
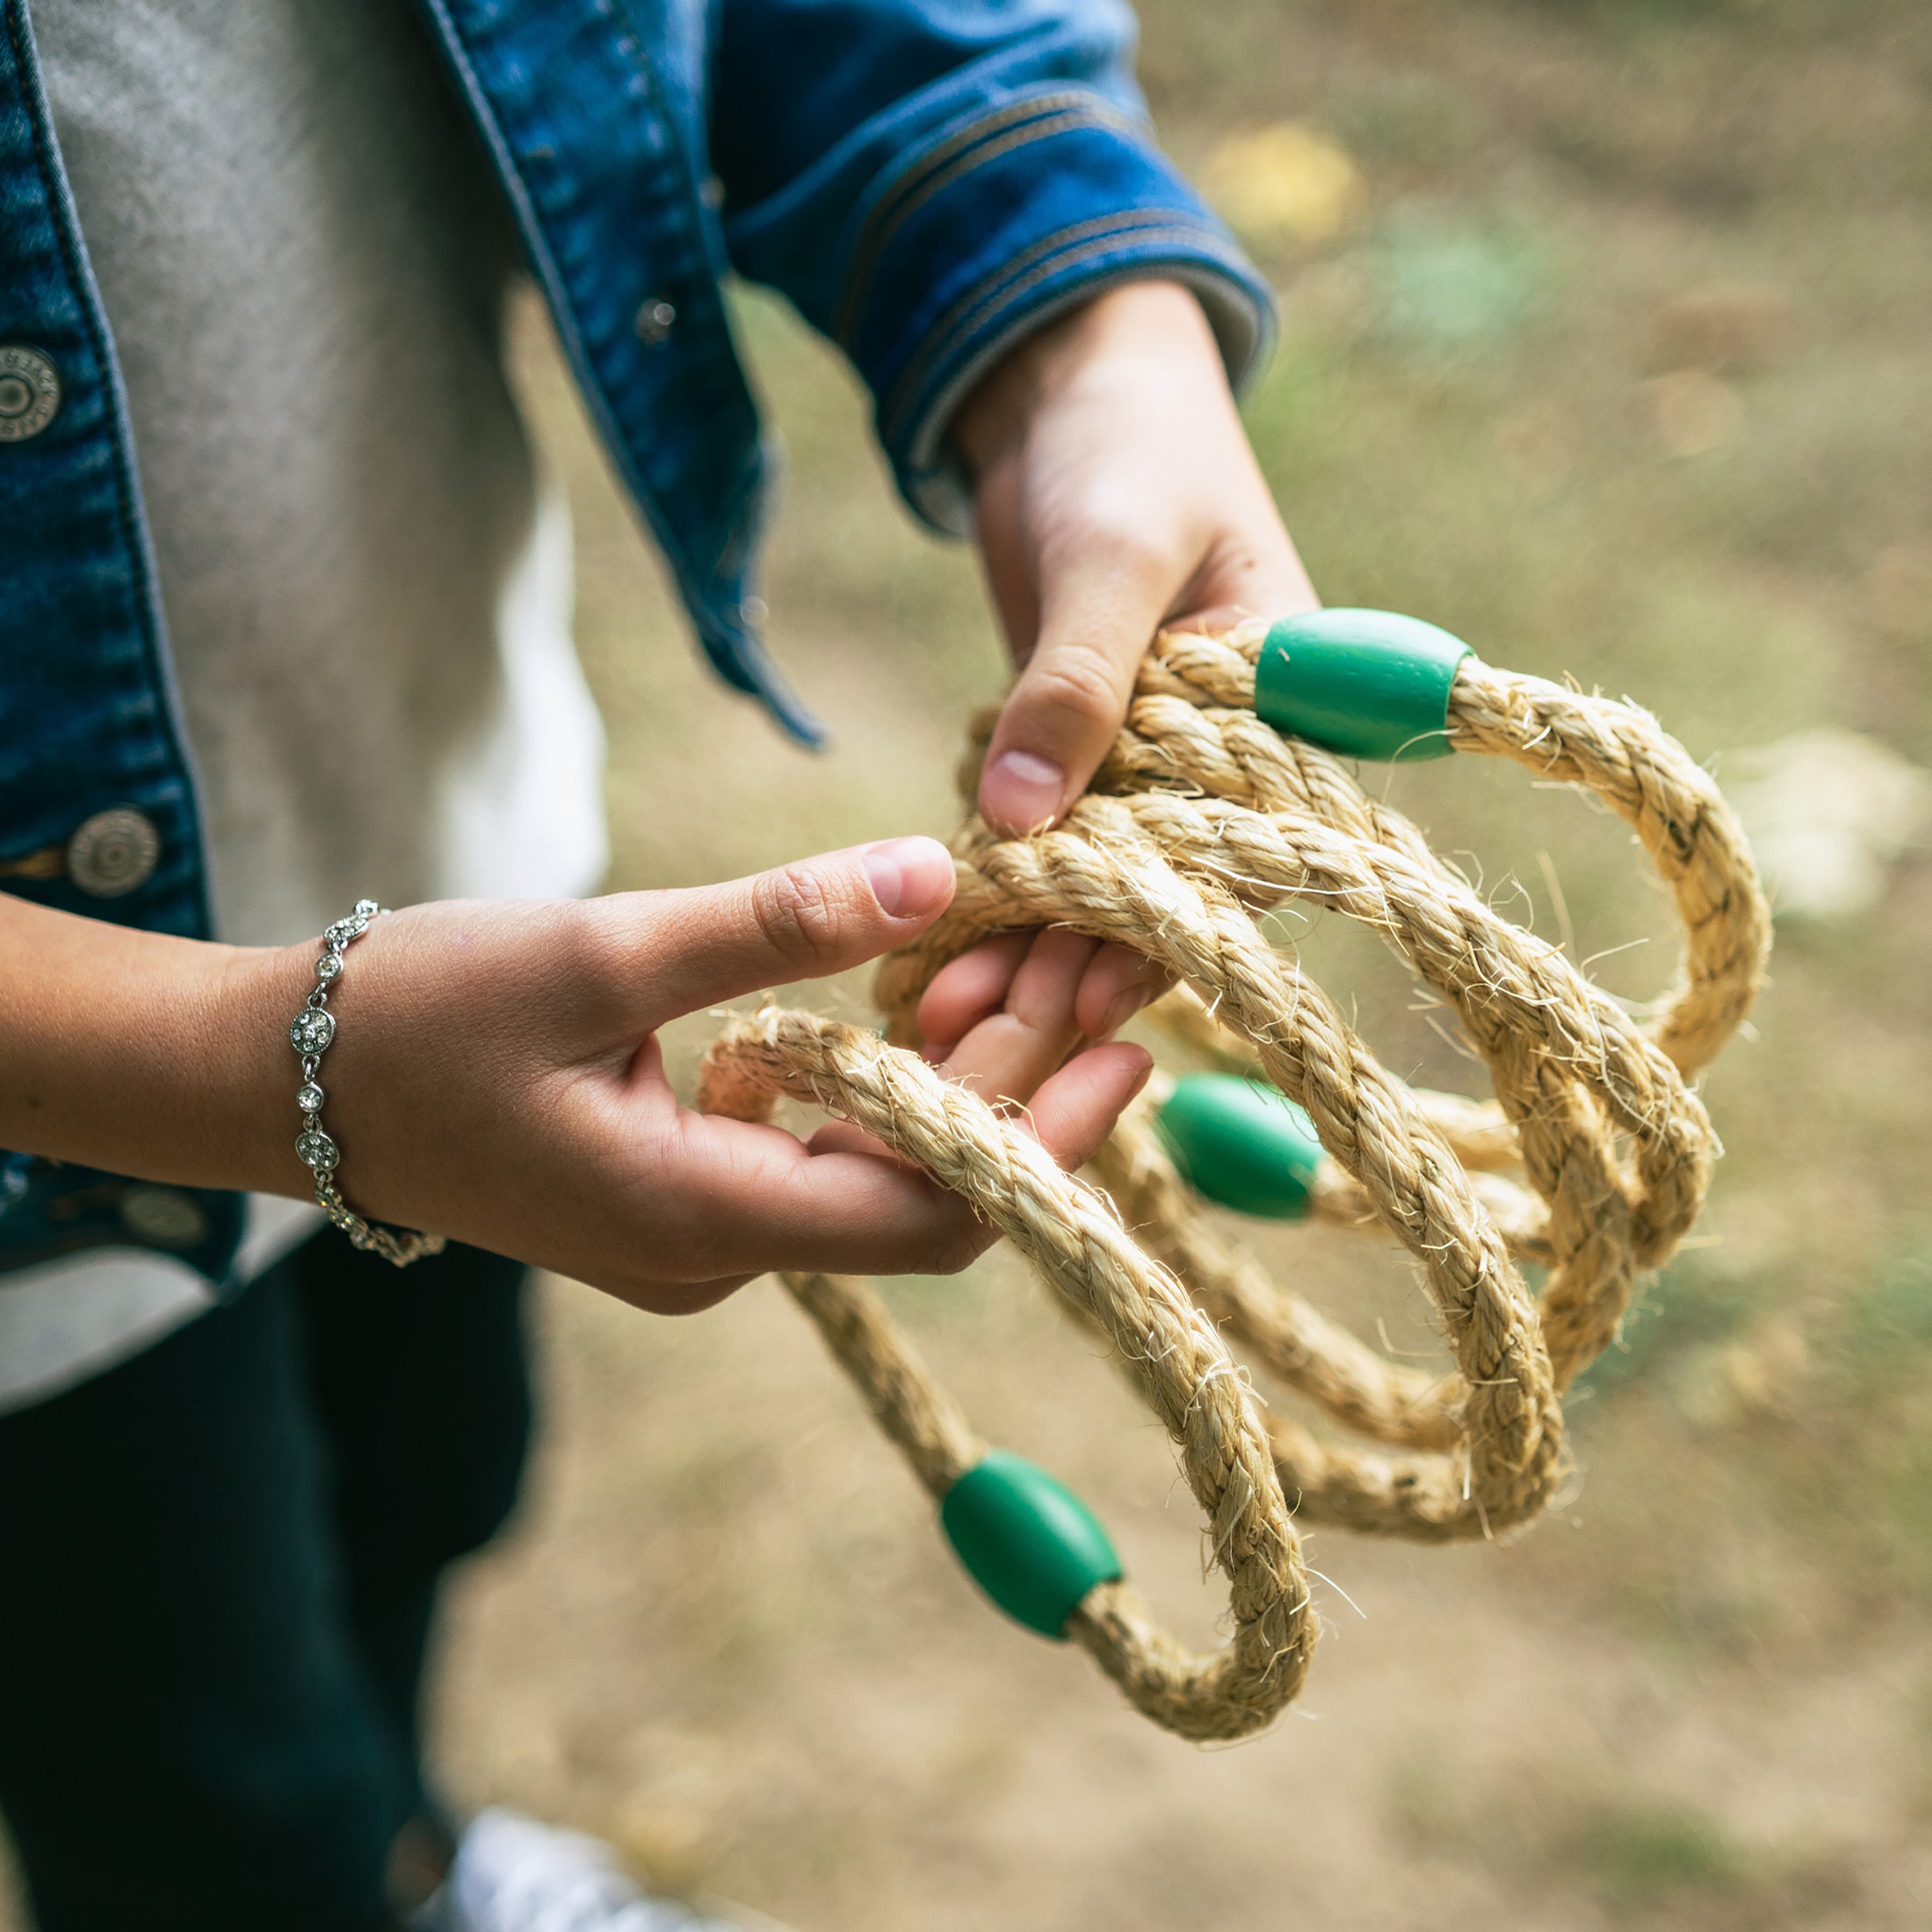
top-left (698, 614), bottom-right (1769, 1742)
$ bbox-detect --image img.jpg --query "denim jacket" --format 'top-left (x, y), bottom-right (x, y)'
top-left (0, 0), bottom-right (1270, 1280)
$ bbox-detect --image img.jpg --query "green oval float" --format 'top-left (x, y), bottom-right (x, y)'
top-left (1255, 608), bottom-right (1472, 762)
top-left (1156, 1072), bottom-right (1325, 1220)
top-left (940, 1450), bottom-right (1123, 1640)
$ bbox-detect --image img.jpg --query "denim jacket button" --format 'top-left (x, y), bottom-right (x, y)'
top-left (0, 345), bottom-right (60, 441)
top-left (633, 298), bottom-right (677, 347)
top-left (67, 808), bottom-right (162, 896)
top-left (118, 1184), bottom-right (210, 1249)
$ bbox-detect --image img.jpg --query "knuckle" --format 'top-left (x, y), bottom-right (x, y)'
top-left (548, 897), bottom-right (640, 1026)
top-left (574, 894), bottom-right (642, 978)
top-left (920, 1213), bottom-right (991, 1277)
top-left (750, 862), bottom-right (851, 968)
top-left (1025, 641), bottom-right (1128, 734)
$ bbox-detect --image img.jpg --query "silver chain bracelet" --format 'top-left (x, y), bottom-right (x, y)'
top-left (287, 899), bottom-right (446, 1267)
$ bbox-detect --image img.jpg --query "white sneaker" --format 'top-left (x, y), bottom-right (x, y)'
top-left (421, 1806), bottom-right (794, 1932)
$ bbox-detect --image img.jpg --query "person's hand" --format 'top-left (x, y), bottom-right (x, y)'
top-left (957, 278), bottom-right (1318, 828)
top-left (274, 839), bottom-right (1150, 1314)
top-left (948, 277), bottom-right (1320, 1040)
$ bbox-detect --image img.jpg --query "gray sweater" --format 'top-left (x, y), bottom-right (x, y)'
top-left (2, 0), bottom-right (607, 1407)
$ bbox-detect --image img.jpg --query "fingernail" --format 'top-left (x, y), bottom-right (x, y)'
top-left (1127, 1053), bottom-right (1155, 1100)
top-left (983, 749), bottom-right (1066, 832)
top-left (1100, 986), bottom-right (1152, 1038)
top-left (862, 837), bottom-right (954, 920)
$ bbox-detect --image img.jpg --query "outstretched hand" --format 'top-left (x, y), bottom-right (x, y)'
top-left (0, 285), bottom-right (1315, 1321)
top-left (326, 292), bottom-right (1302, 1304)
top-left (303, 839), bottom-right (1149, 1313)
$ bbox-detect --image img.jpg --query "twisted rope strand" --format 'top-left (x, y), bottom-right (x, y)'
top-left (700, 1010), bottom-right (1315, 1741)
top-left (699, 622), bottom-right (1767, 1735)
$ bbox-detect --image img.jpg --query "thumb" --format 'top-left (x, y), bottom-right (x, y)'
top-left (977, 533), bottom-right (1178, 833)
top-left (627, 837), bottom-right (957, 1026)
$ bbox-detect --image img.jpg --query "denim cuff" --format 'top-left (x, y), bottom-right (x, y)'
top-left (833, 89), bottom-right (1276, 535)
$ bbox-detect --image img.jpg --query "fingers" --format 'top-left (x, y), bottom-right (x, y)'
top-left (655, 1039), bottom-right (1153, 1291)
top-left (964, 283), bottom-right (1329, 833)
top-left (978, 527), bottom-right (1180, 832)
top-left (942, 929), bottom-right (1097, 1102)
top-left (915, 931), bottom-right (1032, 1057)
top-left (613, 837), bottom-right (956, 1028)
top-left (1022, 1039), bottom-right (1152, 1170)
top-left (919, 926), bottom-right (1097, 1070)
top-left (920, 931), bottom-right (1171, 1066)
top-left (810, 1039), bottom-right (1155, 1193)
top-left (1073, 944), bottom-right (1172, 1041)
top-left (652, 1110), bottom-right (987, 1285)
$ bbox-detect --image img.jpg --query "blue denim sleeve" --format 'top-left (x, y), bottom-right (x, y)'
top-left (710, 0), bottom-right (1275, 533)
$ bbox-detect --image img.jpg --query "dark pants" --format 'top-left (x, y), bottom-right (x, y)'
top-left (0, 1230), bottom-right (532, 1932)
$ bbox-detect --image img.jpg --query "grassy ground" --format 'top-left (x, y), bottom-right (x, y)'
top-left (9, 2), bottom-right (1930, 1927)
top-left (454, 2), bottom-right (1932, 1927)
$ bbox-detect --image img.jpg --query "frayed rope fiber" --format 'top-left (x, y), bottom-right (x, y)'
top-left (697, 617), bottom-right (1770, 1743)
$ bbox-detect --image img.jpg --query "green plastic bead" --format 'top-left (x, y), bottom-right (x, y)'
top-left (940, 1451), bottom-right (1123, 1640)
top-left (1254, 608), bottom-right (1472, 762)
top-left (1155, 1072), bottom-right (1325, 1220)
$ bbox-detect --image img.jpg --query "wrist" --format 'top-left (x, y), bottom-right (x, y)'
top-left (116, 929), bottom-right (309, 1199)
top-left (952, 280), bottom-right (1226, 482)
top-left (232, 937), bottom-right (334, 1198)
top-left (0, 893), bottom-right (308, 1196)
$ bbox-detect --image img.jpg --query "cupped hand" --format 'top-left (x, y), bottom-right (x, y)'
top-left (287, 838), bottom-right (1150, 1314)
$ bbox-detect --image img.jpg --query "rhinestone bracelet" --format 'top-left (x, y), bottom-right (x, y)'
top-left (287, 900), bottom-right (445, 1267)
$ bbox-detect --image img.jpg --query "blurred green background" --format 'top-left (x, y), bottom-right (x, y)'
top-left (20, 1), bottom-right (1932, 1927)
top-left (445, 2), bottom-right (1932, 1927)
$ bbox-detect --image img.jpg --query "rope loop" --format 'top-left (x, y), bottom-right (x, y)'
top-left (699, 616), bottom-right (1770, 1739)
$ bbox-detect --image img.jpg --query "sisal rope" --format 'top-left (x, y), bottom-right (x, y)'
top-left (698, 617), bottom-right (1769, 1740)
